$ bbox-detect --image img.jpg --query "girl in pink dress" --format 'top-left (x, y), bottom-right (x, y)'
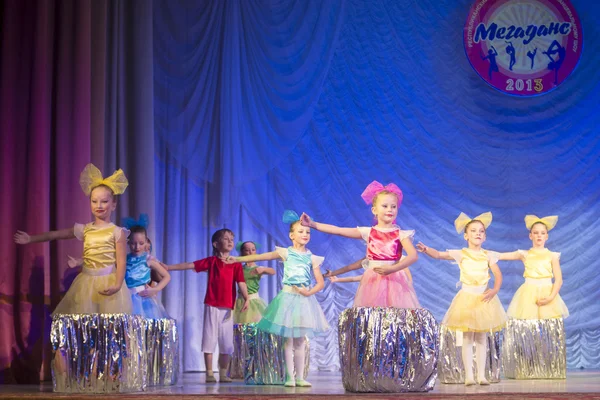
top-left (301, 181), bottom-right (420, 308)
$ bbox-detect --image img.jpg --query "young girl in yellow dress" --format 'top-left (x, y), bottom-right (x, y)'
top-left (14, 164), bottom-right (132, 389)
top-left (499, 215), bottom-right (568, 320)
top-left (417, 212), bottom-right (507, 386)
top-left (497, 215), bottom-right (568, 379)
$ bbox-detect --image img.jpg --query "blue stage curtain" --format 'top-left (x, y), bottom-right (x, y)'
top-left (153, 0), bottom-right (600, 371)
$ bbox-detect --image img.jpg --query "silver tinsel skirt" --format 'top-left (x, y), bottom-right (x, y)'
top-left (50, 313), bottom-right (179, 393)
top-left (338, 307), bottom-right (438, 393)
top-left (437, 324), bottom-right (501, 384)
top-left (235, 323), bottom-right (309, 385)
top-left (502, 318), bottom-right (566, 379)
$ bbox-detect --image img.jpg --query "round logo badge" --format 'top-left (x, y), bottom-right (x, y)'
top-left (464, 0), bottom-right (583, 96)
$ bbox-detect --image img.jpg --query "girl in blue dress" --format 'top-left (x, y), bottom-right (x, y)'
top-left (224, 210), bottom-right (329, 387)
top-left (123, 214), bottom-right (171, 318)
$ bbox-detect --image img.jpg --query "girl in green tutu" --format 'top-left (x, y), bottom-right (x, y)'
top-left (233, 241), bottom-right (275, 323)
top-left (223, 210), bottom-right (330, 387)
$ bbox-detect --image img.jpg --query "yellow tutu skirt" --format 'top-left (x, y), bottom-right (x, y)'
top-left (442, 285), bottom-right (507, 333)
top-left (507, 278), bottom-right (569, 320)
top-left (233, 294), bottom-right (267, 324)
top-left (53, 269), bottom-right (132, 315)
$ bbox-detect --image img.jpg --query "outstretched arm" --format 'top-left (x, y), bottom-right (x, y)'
top-left (227, 251), bottom-right (282, 264)
top-left (330, 275), bottom-right (362, 283)
top-left (253, 266), bottom-right (276, 276)
top-left (482, 263), bottom-right (502, 302)
top-left (497, 251), bottom-right (523, 261)
top-left (300, 213), bottom-right (362, 239)
top-left (416, 242), bottom-right (453, 260)
top-left (325, 258), bottom-right (365, 277)
top-left (166, 261), bottom-right (196, 271)
top-left (14, 228), bottom-right (75, 244)
top-left (537, 256), bottom-right (563, 306)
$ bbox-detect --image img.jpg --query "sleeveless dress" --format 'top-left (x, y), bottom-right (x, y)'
top-left (126, 252), bottom-right (169, 319)
top-left (353, 226), bottom-right (420, 308)
top-left (233, 264), bottom-right (268, 324)
top-left (53, 222), bottom-right (132, 315)
top-left (256, 247), bottom-right (329, 338)
top-left (506, 248), bottom-right (569, 320)
top-left (442, 248), bottom-right (506, 332)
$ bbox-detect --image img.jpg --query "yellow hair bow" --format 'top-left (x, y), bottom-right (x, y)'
top-left (79, 163), bottom-right (129, 196)
top-left (524, 215), bottom-right (558, 231)
top-left (454, 212), bottom-right (492, 234)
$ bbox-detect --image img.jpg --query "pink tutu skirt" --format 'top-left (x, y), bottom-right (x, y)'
top-left (353, 268), bottom-right (420, 308)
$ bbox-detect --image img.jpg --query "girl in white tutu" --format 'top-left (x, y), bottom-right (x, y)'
top-left (233, 241), bottom-right (275, 324)
top-left (223, 210), bottom-right (329, 387)
top-left (499, 215), bottom-right (568, 320)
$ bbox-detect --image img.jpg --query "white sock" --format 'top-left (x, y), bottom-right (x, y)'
top-left (461, 332), bottom-right (474, 382)
top-left (475, 332), bottom-right (488, 381)
top-left (284, 338), bottom-right (295, 381)
top-left (293, 337), bottom-right (306, 380)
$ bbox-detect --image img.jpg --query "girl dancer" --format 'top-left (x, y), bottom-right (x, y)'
top-left (301, 180), bottom-right (419, 308)
top-left (14, 164), bottom-right (132, 388)
top-left (233, 241), bottom-right (275, 324)
top-left (224, 210), bottom-right (329, 387)
top-left (122, 214), bottom-right (171, 318)
top-left (417, 212), bottom-right (506, 385)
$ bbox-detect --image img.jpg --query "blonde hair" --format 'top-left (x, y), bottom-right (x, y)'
top-left (372, 190), bottom-right (400, 207)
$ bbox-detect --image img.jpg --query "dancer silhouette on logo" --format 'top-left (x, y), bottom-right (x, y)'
top-left (481, 46), bottom-right (499, 80)
top-left (543, 40), bottom-right (565, 85)
top-left (506, 41), bottom-right (516, 71)
top-left (526, 48), bottom-right (537, 70)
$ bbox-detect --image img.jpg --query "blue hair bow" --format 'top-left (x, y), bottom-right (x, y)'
top-left (122, 213), bottom-right (150, 230)
top-left (282, 210), bottom-right (300, 224)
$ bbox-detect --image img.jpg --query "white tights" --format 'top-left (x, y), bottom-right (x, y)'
top-left (284, 337), bottom-right (306, 381)
top-left (461, 332), bottom-right (487, 382)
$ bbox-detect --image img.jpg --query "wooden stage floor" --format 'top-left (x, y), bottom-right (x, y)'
top-left (0, 370), bottom-right (599, 399)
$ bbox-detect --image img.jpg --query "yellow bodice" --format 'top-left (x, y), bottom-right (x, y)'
top-left (521, 248), bottom-right (558, 279)
top-left (75, 223), bottom-right (125, 270)
top-left (450, 248), bottom-right (494, 286)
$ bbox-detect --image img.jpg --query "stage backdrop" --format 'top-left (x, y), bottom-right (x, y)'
top-left (2, 0), bottom-right (599, 383)
top-left (153, 0), bottom-right (600, 372)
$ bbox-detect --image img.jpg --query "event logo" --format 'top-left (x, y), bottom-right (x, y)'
top-left (464, 0), bottom-right (582, 96)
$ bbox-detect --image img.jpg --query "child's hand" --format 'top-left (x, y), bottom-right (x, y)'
top-left (241, 299), bottom-right (249, 312)
top-left (139, 287), bottom-right (158, 297)
top-left (67, 256), bottom-right (80, 268)
top-left (373, 266), bottom-right (394, 276)
top-left (481, 289), bottom-right (497, 303)
top-left (221, 256), bottom-right (237, 264)
top-left (329, 276), bottom-right (339, 283)
top-left (14, 231), bottom-right (31, 244)
top-left (300, 212), bottom-right (313, 227)
top-left (99, 285), bottom-right (121, 296)
top-left (416, 242), bottom-right (428, 253)
top-left (536, 297), bottom-right (553, 306)
top-left (323, 269), bottom-right (332, 278)
top-left (250, 267), bottom-right (264, 275)
top-left (294, 286), bottom-right (311, 297)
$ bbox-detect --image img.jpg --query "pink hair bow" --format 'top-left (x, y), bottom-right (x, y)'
top-left (360, 181), bottom-right (403, 205)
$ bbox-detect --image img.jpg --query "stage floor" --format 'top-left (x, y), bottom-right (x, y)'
top-left (0, 370), bottom-right (599, 399)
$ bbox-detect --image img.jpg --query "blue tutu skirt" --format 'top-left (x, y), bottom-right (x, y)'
top-left (131, 292), bottom-right (170, 319)
top-left (257, 286), bottom-right (329, 338)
